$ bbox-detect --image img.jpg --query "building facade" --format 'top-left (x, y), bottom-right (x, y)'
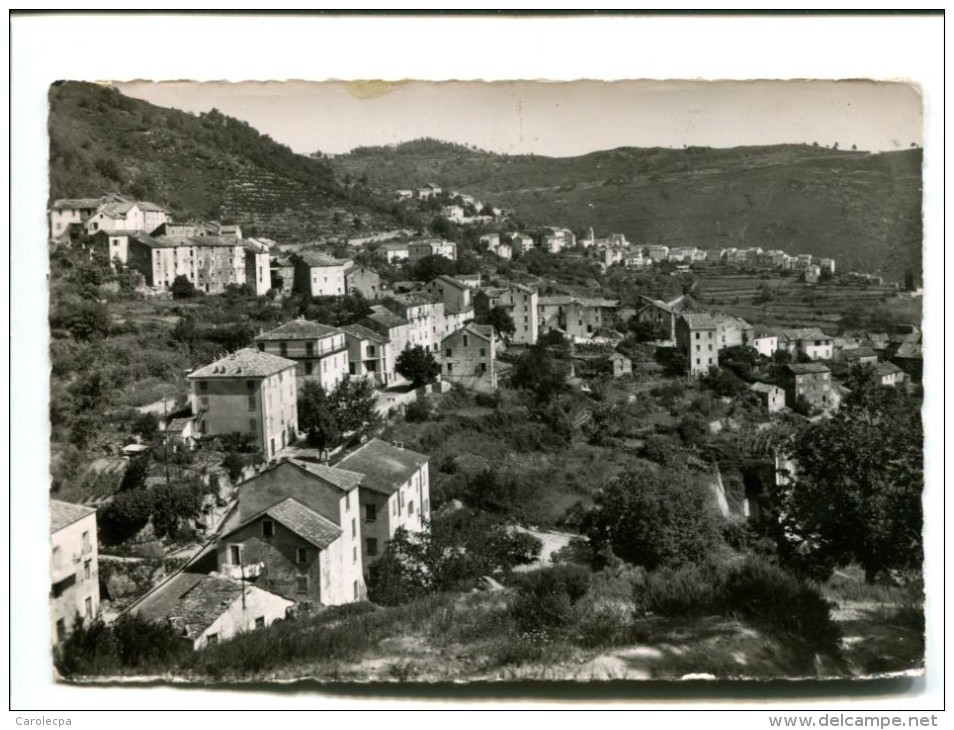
top-left (50, 501), bottom-right (99, 645)
top-left (676, 313), bottom-right (719, 376)
top-left (188, 348), bottom-right (298, 460)
top-left (293, 252), bottom-right (352, 297)
top-left (255, 320), bottom-right (349, 392)
top-left (441, 324), bottom-right (497, 393)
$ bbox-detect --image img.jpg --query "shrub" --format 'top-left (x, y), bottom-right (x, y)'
top-left (642, 562), bottom-right (723, 616)
top-left (509, 564), bottom-right (591, 632)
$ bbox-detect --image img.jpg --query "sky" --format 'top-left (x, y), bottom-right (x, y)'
top-left (115, 79), bottom-right (923, 158)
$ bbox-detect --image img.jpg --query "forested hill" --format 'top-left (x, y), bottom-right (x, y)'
top-left (48, 82), bottom-right (399, 241)
top-left (331, 140), bottom-right (923, 279)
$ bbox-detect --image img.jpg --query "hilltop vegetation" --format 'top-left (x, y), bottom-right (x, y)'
top-left (48, 82), bottom-right (400, 240)
top-left (330, 140), bottom-right (923, 281)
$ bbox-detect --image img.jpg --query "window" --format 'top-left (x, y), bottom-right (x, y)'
top-left (85, 597), bottom-right (92, 619)
top-left (257, 342), bottom-right (265, 352)
top-left (446, 363), bottom-right (453, 373)
top-left (351, 518), bottom-right (356, 538)
top-left (262, 520), bottom-right (274, 538)
top-left (400, 491), bottom-right (405, 509)
top-left (84, 560), bottom-right (91, 581)
top-left (296, 576), bottom-right (309, 594)
top-left (246, 380), bottom-right (255, 391)
top-left (255, 617), bottom-right (266, 629)
top-left (305, 362), bottom-right (314, 375)
top-left (446, 348), bottom-right (452, 357)
top-left (56, 619), bottom-right (66, 643)
top-left (82, 531), bottom-right (91, 553)
top-left (206, 633), bottom-right (219, 646)
top-left (296, 547), bottom-right (308, 564)
top-left (353, 581), bottom-right (359, 600)
top-left (353, 546), bottom-right (358, 563)
top-left (306, 342), bottom-right (314, 356)
top-left (365, 504), bottom-right (376, 522)
top-left (323, 360), bottom-right (327, 372)
top-left (248, 395), bottom-right (256, 411)
top-left (696, 345), bottom-right (701, 352)
top-left (249, 419), bottom-right (257, 433)
top-left (480, 363), bottom-right (487, 373)
top-left (368, 345), bottom-right (376, 356)
top-left (365, 537), bottom-right (380, 558)
top-left (199, 381), bottom-right (208, 391)
top-left (280, 342), bottom-right (288, 357)
top-left (708, 345), bottom-right (713, 352)
top-left (423, 498), bottom-right (429, 515)
top-left (349, 362), bottom-right (356, 375)
top-left (229, 545), bottom-right (242, 565)
top-left (408, 500), bottom-right (414, 516)
top-left (479, 348), bottom-right (486, 357)
top-left (463, 335), bottom-right (469, 347)
top-left (695, 332), bottom-right (700, 340)
top-left (696, 359), bottom-right (701, 365)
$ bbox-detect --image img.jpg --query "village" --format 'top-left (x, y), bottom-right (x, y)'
top-left (46, 182), bottom-right (925, 673)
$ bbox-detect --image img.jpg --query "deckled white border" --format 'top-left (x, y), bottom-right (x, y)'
top-left (8, 12), bottom-right (944, 719)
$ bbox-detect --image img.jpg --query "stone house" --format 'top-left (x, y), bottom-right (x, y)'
top-left (340, 323), bottom-right (394, 386)
top-left (779, 363), bottom-right (833, 411)
top-left (778, 328), bottom-right (834, 361)
top-left (441, 323), bottom-right (497, 393)
top-left (345, 265), bottom-right (383, 300)
top-left (749, 382), bottom-right (785, 413)
top-left (293, 251), bottom-right (352, 297)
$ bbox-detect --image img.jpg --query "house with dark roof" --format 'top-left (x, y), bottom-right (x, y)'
top-left (891, 341), bottom-right (922, 383)
top-left (188, 348), bottom-right (299, 460)
top-left (50, 500), bottom-right (99, 645)
top-left (424, 274), bottom-right (474, 316)
top-left (49, 196), bottom-right (108, 240)
top-left (84, 198), bottom-right (168, 236)
top-left (130, 572), bottom-right (293, 650)
top-left (635, 294), bottom-right (703, 342)
top-left (441, 323), bottom-right (498, 393)
top-left (292, 251), bottom-right (353, 297)
top-left (216, 459), bottom-right (367, 605)
top-left (841, 347), bottom-right (879, 370)
top-left (779, 362), bottom-right (833, 411)
top-left (360, 305), bottom-right (412, 361)
top-left (336, 439), bottom-right (430, 569)
top-left (255, 319), bottom-right (349, 392)
top-left (875, 361), bottom-right (905, 387)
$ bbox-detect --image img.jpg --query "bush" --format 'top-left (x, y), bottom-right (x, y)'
top-left (509, 564), bottom-right (591, 632)
top-left (642, 562), bottom-right (723, 616)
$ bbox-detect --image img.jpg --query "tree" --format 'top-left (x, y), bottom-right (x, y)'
top-left (170, 275), bottom-right (197, 299)
top-left (119, 454), bottom-right (149, 492)
top-left (150, 481), bottom-right (203, 539)
top-left (410, 254), bottom-right (456, 282)
top-left (99, 489), bottom-right (154, 544)
top-left (774, 376), bottom-right (923, 582)
top-left (510, 342), bottom-right (571, 403)
top-left (51, 300), bottom-right (109, 341)
top-left (396, 345), bottom-right (441, 388)
top-left (583, 466), bottom-right (723, 570)
top-left (479, 306), bottom-right (515, 338)
top-left (297, 380), bottom-right (342, 449)
top-left (131, 412), bottom-right (159, 441)
top-left (328, 376), bottom-right (380, 437)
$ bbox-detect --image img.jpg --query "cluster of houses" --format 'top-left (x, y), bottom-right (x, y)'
top-left (394, 184), bottom-right (509, 225)
top-left (50, 433), bottom-right (431, 650)
top-left (475, 224), bottom-right (837, 282)
top-left (637, 292), bottom-right (919, 416)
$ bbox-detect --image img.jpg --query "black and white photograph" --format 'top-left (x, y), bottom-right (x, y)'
top-left (10, 11), bottom-right (944, 719)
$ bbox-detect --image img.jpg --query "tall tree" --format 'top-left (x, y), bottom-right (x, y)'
top-left (775, 369), bottom-right (923, 582)
top-left (297, 380), bottom-right (342, 449)
top-left (396, 345), bottom-right (441, 387)
top-left (329, 376), bottom-right (380, 437)
top-left (478, 306), bottom-right (515, 338)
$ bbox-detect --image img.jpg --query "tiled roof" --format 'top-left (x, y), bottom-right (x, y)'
top-left (288, 459), bottom-right (364, 492)
top-left (894, 342), bottom-right (923, 359)
top-left (297, 251), bottom-right (351, 267)
top-left (681, 313), bottom-right (719, 329)
top-left (99, 201), bottom-right (138, 217)
top-left (52, 197), bottom-right (105, 210)
top-left (336, 438), bottom-right (429, 496)
top-left (381, 242), bottom-right (410, 251)
top-left (876, 361), bottom-right (904, 376)
top-left (166, 417), bottom-right (194, 433)
top-left (785, 363), bottom-right (831, 375)
top-left (435, 274), bottom-right (469, 291)
top-left (750, 382), bottom-right (780, 394)
top-left (50, 500), bottom-right (96, 533)
top-left (340, 324), bottom-right (389, 344)
top-left (780, 327), bottom-right (829, 342)
top-left (256, 319), bottom-right (341, 341)
top-left (265, 497), bottom-right (343, 549)
top-left (136, 201), bottom-right (167, 212)
top-left (843, 347), bottom-right (878, 360)
top-left (188, 348), bottom-right (297, 379)
top-left (364, 306), bottom-right (408, 329)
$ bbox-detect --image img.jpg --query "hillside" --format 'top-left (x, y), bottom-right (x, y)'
top-left (48, 82), bottom-right (398, 240)
top-left (331, 141), bottom-right (923, 280)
